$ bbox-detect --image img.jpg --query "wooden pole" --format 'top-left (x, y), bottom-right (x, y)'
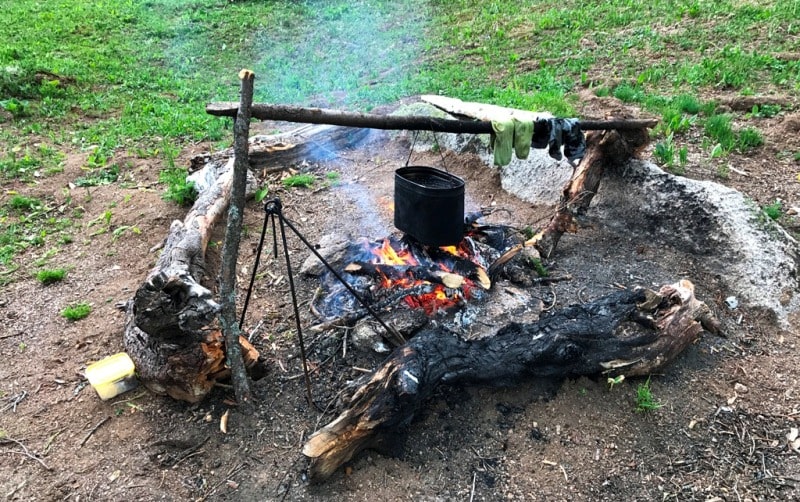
top-left (217, 69), bottom-right (255, 407)
top-left (206, 102), bottom-right (658, 132)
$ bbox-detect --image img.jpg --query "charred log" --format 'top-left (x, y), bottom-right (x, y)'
top-left (303, 280), bottom-right (719, 481)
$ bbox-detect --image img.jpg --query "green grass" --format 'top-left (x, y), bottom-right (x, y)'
top-left (159, 167), bottom-right (197, 206)
top-left (763, 200), bottom-right (782, 221)
top-left (36, 267), bottom-right (67, 284)
top-left (61, 301), bottom-right (92, 321)
top-left (635, 377), bottom-right (663, 412)
top-left (2, 0), bottom-right (798, 283)
top-left (282, 173), bottom-right (316, 189)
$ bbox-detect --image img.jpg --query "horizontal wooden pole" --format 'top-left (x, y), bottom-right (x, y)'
top-left (206, 102), bottom-right (658, 132)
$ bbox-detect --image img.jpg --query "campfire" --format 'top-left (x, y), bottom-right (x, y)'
top-left (123, 82), bottom-right (725, 483)
top-left (325, 233), bottom-right (493, 317)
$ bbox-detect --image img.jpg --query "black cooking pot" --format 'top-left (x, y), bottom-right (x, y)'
top-left (394, 166), bottom-right (465, 246)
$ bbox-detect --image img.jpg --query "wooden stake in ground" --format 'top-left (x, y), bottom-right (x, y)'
top-left (302, 280), bottom-right (720, 481)
top-left (123, 69), bottom-right (263, 403)
top-left (217, 69), bottom-right (256, 407)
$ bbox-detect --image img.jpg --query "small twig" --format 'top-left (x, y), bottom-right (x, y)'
top-left (0, 332), bottom-right (23, 340)
top-left (542, 285), bottom-right (557, 312)
top-left (247, 319), bottom-right (265, 343)
top-left (1, 437), bottom-right (52, 471)
top-left (42, 428), bottom-right (65, 455)
top-left (79, 416), bottom-right (111, 447)
top-left (172, 449), bottom-right (206, 468)
top-left (469, 472), bottom-right (477, 502)
top-left (5, 479), bottom-right (27, 498)
top-left (1, 390), bottom-right (28, 412)
top-left (110, 390), bottom-right (147, 406)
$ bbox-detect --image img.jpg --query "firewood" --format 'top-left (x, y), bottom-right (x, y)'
top-left (206, 101), bottom-right (658, 133)
top-left (344, 262), bottom-right (465, 289)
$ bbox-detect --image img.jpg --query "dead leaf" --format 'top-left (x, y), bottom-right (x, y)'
top-left (220, 409), bottom-right (229, 434)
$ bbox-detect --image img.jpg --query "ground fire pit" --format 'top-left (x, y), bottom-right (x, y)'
top-left (122, 85), bottom-right (799, 486)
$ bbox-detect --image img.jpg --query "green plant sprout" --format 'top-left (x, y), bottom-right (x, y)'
top-left (607, 375), bottom-right (625, 390)
top-left (635, 377), bottom-right (663, 412)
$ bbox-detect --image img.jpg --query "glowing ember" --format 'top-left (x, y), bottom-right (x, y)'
top-left (359, 237), bottom-right (487, 315)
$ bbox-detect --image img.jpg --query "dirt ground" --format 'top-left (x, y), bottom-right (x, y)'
top-left (2, 94), bottom-right (800, 501)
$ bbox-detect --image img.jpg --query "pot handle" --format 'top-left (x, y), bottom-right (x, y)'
top-left (405, 130), bottom-right (450, 173)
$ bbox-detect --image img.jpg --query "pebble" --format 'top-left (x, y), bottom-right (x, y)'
top-left (734, 382), bottom-right (748, 394)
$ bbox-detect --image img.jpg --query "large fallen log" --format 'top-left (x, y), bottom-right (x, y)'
top-left (123, 122), bottom-right (370, 402)
top-left (303, 280), bottom-right (719, 481)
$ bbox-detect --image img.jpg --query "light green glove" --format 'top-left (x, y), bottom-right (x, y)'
top-left (513, 118), bottom-right (534, 159)
top-left (491, 119), bottom-right (514, 166)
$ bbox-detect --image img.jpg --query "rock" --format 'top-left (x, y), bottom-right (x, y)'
top-left (593, 159), bottom-right (800, 326)
top-left (300, 233), bottom-right (352, 276)
top-left (734, 382), bottom-right (749, 394)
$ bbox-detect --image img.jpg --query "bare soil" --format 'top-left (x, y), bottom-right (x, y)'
top-left (2, 94), bottom-right (799, 501)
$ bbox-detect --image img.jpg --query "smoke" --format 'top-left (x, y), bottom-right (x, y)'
top-left (252, 0), bottom-right (429, 109)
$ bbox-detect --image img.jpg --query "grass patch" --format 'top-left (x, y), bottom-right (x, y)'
top-left (528, 257), bottom-right (548, 277)
top-left (737, 127), bottom-right (764, 152)
top-left (635, 377), bottom-right (663, 412)
top-left (74, 164), bottom-right (120, 187)
top-left (704, 114), bottom-right (736, 152)
top-left (61, 301), bottom-right (91, 321)
top-left (159, 168), bottom-right (197, 206)
top-left (282, 173), bottom-right (316, 189)
top-left (762, 200), bottom-right (782, 221)
top-left (36, 267), bottom-right (67, 284)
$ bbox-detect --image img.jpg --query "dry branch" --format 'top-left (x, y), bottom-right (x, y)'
top-left (488, 127), bottom-right (650, 275)
top-left (217, 69), bottom-right (255, 406)
top-left (303, 280), bottom-right (719, 481)
top-left (206, 101), bottom-right (658, 133)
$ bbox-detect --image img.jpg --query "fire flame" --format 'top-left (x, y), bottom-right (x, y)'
top-left (364, 237), bottom-right (483, 315)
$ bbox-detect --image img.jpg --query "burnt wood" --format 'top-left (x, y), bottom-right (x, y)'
top-left (303, 280), bottom-right (719, 481)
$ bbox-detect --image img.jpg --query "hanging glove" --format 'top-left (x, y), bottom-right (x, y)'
top-left (561, 118), bottom-right (586, 162)
top-left (491, 119), bottom-right (514, 166)
top-left (512, 118), bottom-right (534, 159)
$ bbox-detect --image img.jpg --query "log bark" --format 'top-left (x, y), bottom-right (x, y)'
top-left (217, 69), bottom-right (255, 407)
top-left (123, 155), bottom-right (251, 402)
top-left (303, 280), bottom-right (720, 481)
top-left (206, 101), bottom-right (658, 133)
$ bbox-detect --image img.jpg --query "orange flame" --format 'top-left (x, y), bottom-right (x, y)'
top-left (361, 238), bottom-right (481, 315)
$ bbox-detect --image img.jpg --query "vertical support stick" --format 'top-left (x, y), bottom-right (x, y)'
top-left (218, 69), bottom-right (255, 407)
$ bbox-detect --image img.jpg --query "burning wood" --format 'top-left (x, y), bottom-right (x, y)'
top-left (309, 232), bottom-right (507, 325)
top-left (343, 262), bottom-right (466, 290)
